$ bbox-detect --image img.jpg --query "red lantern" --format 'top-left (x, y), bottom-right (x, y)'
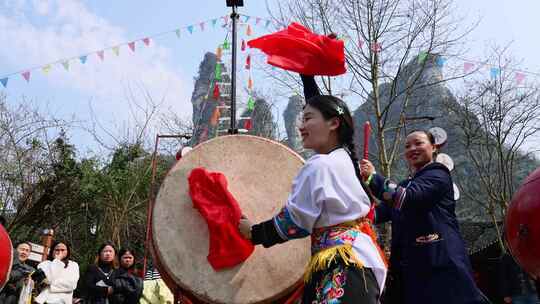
top-left (505, 166), bottom-right (540, 279)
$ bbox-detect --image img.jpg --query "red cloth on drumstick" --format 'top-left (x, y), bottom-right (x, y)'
top-left (247, 22), bottom-right (346, 76)
top-left (188, 167), bottom-right (255, 270)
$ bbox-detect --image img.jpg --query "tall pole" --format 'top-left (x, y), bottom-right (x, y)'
top-left (229, 6), bottom-right (239, 134)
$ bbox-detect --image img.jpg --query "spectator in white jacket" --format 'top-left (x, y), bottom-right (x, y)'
top-left (32, 241), bottom-right (79, 304)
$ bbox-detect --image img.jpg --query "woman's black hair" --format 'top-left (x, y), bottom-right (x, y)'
top-left (95, 241), bottom-right (119, 268)
top-left (118, 247), bottom-right (137, 269)
top-left (48, 240), bottom-right (71, 268)
top-left (15, 241), bottom-right (32, 250)
top-left (407, 129), bottom-right (438, 158)
top-left (305, 95), bottom-right (373, 198)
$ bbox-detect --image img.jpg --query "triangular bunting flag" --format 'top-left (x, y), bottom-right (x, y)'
top-left (436, 57), bottom-right (446, 67)
top-left (248, 76), bottom-right (253, 90)
top-left (62, 61), bottom-right (70, 71)
top-left (246, 24), bottom-right (253, 36)
top-left (256, 17), bottom-right (261, 25)
top-left (187, 25), bottom-right (194, 34)
top-left (200, 22), bottom-right (205, 31)
top-left (112, 46), bottom-right (120, 56)
top-left (210, 107), bottom-right (221, 126)
top-left (0, 77), bottom-right (8, 88)
top-left (358, 40), bottom-right (364, 48)
top-left (212, 19), bottom-right (218, 27)
top-left (247, 96), bottom-right (255, 110)
top-left (175, 29), bottom-right (181, 38)
top-left (370, 42), bottom-right (382, 53)
top-left (79, 55), bottom-right (88, 64)
top-left (223, 15), bottom-right (229, 25)
top-left (490, 67), bottom-right (500, 79)
top-left (215, 64), bottom-right (222, 80)
top-left (244, 16), bottom-right (251, 22)
top-left (265, 20), bottom-right (271, 27)
top-left (143, 38), bottom-right (150, 46)
top-left (418, 51), bottom-right (428, 64)
top-left (245, 55), bottom-right (251, 70)
top-left (22, 71), bottom-right (31, 82)
top-left (223, 40), bottom-right (230, 50)
top-left (200, 126), bottom-right (209, 141)
top-left (213, 83), bottom-right (220, 99)
top-left (463, 62), bottom-right (474, 73)
top-left (515, 72), bottom-right (526, 85)
top-left (128, 42), bottom-right (136, 52)
top-left (241, 39), bottom-right (246, 51)
top-left (97, 50), bottom-right (105, 61)
top-left (244, 118), bottom-right (252, 130)
top-left (42, 65), bottom-right (52, 74)
top-left (216, 46), bottom-right (223, 60)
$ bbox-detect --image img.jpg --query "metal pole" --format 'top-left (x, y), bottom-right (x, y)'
top-left (229, 6), bottom-right (239, 134)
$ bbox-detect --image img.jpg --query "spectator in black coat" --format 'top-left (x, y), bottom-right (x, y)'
top-left (0, 242), bottom-right (34, 304)
top-left (83, 242), bottom-right (119, 304)
top-left (111, 248), bottom-right (143, 304)
top-left (500, 253), bottom-right (538, 304)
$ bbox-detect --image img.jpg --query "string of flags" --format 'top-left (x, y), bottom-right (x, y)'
top-left (0, 14), bottom-right (276, 89)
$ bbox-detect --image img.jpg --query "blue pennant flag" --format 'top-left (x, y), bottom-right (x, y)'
top-left (265, 20), bottom-right (271, 27)
top-left (436, 57), bottom-right (447, 67)
top-left (79, 55), bottom-right (88, 64)
top-left (212, 19), bottom-right (218, 27)
top-left (0, 77), bottom-right (8, 88)
top-left (187, 25), bottom-right (194, 34)
top-left (244, 16), bottom-right (251, 22)
top-left (490, 67), bottom-right (501, 79)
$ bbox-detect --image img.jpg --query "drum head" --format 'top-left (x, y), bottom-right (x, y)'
top-left (0, 225), bottom-right (13, 292)
top-left (152, 135), bottom-right (310, 304)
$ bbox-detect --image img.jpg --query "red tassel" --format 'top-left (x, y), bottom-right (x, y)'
top-left (245, 55), bottom-right (251, 70)
top-left (241, 40), bottom-right (246, 51)
top-left (213, 84), bottom-right (220, 99)
top-left (244, 118), bottom-right (252, 130)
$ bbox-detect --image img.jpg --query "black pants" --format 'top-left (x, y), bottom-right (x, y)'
top-left (302, 260), bottom-right (380, 304)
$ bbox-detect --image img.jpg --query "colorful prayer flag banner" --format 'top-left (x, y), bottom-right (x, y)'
top-left (0, 78), bottom-right (8, 88)
top-left (42, 65), bottom-right (52, 74)
top-left (371, 42), bottom-right (382, 53)
top-left (265, 20), bottom-right (271, 27)
top-left (143, 38), bottom-right (150, 46)
top-left (128, 42), bottom-right (136, 52)
top-left (112, 46), bottom-right (120, 56)
top-left (515, 72), bottom-right (526, 84)
top-left (436, 57), bottom-right (446, 67)
top-left (187, 25), bottom-right (194, 34)
top-left (212, 19), bottom-right (218, 27)
top-left (463, 62), bottom-right (474, 73)
top-left (79, 55), bottom-right (88, 64)
top-left (62, 61), bottom-right (70, 70)
top-left (97, 50), bottom-right (105, 61)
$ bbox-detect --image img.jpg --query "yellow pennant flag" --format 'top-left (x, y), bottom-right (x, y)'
top-left (42, 65), bottom-right (52, 74)
top-left (112, 46), bottom-right (120, 56)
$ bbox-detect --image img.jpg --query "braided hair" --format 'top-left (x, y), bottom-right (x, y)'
top-left (305, 95), bottom-right (373, 199)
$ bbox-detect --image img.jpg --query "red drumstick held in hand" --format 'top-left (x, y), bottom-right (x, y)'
top-left (363, 121), bottom-right (371, 160)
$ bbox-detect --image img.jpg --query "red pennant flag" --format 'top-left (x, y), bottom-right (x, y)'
top-left (245, 55), bottom-right (251, 70)
top-left (245, 118), bottom-right (252, 130)
top-left (22, 71), bottom-right (31, 82)
top-left (370, 42), bottom-right (381, 52)
top-left (213, 83), bottom-right (220, 99)
top-left (516, 72), bottom-right (526, 84)
top-left (241, 39), bottom-right (246, 51)
top-left (143, 38), bottom-right (150, 46)
top-left (248, 77), bottom-right (253, 90)
top-left (97, 50), bottom-right (105, 61)
top-left (128, 42), bottom-right (136, 52)
top-left (200, 22), bottom-right (205, 31)
top-left (463, 62), bottom-right (474, 73)
top-left (359, 40), bottom-right (364, 49)
top-left (223, 15), bottom-right (229, 25)
top-left (246, 25), bottom-right (253, 36)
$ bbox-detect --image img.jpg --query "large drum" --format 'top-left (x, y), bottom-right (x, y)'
top-left (152, 135), bottom-right (311, 304)
top-left (0, 224), bottom-right (13, 291)
top-left (505, 166), bottom-right (540, 279)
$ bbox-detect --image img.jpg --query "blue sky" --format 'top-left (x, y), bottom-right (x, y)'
top-left (0, 0), bottom-right (539, 153)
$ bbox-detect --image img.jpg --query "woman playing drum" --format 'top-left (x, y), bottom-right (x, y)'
top-left (239, 76), bottom-right (387, 304)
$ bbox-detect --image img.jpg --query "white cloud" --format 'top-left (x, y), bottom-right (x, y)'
top-left (0, 0), bottom-right (192, 146)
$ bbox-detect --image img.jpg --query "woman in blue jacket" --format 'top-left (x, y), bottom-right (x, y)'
top-left (360, 130), bottom-right (487, 304)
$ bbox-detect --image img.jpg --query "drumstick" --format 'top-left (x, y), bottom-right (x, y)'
top-left (363, 121), bottom-right (371, 160)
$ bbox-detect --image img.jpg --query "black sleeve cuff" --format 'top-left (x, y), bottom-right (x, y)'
top-left (251, 219), bottom-right (287, 248)
top-left (300, 74), bottom-right (320, 101)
